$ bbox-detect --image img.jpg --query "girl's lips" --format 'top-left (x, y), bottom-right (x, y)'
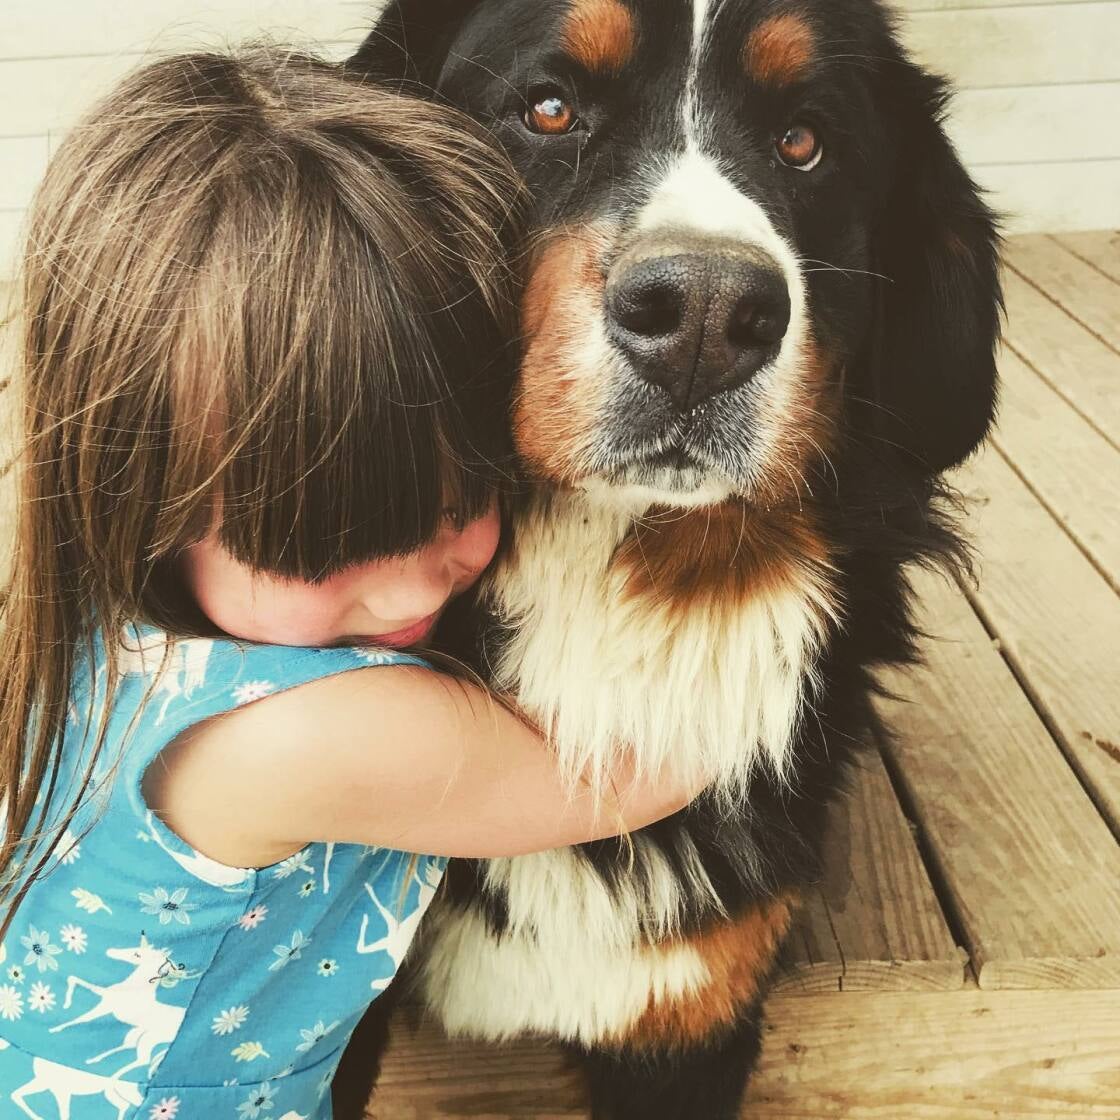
top-left (362, 612), bottom-right (440, 649)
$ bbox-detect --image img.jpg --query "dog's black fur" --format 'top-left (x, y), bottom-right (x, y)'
top-left (338, 2), bottom-right (1001, 1116)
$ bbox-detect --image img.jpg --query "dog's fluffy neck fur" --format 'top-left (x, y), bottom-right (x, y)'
top-left (484, 487), bottom-right (838, 799)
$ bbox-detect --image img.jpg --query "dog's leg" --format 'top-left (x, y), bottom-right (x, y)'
top-left (331, 976), bottom-right (405, 1120)
top-left (574, 1002), bottom-right (766, 1120)
top-left (575, 894), bottom-right (795, 1120)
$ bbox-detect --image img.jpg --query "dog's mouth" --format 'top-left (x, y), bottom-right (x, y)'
top-left (590, 432), bottom-right (743, 508)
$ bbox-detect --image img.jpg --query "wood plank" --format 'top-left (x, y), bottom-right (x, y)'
top-left (992, 346), bottom-right (1120, 590)
top-left (877, 565), bottom-right (1120, 990)
top-left (0, 40), bottom-right (359, 138)
top-left (903, 5), bottom-right (1120, 89)
top-left (747, 989), bottom-right (1120, 1119)
top-left (1001, 266), bottom-right (1120, 447)
top-left (374, 1019), bottom-right (586, 1120)
top-left (374, 989), bottom-right (1120, 1118)
top-left (972, 160), bottom-right (1120, 237)
top-left (1, 292), bottom-right (18, 584)
top-left (1055, 229), bottom-right (1120, 286)
top-left (0, 211), bottom-right (25, 280)
top-left (0, 136), bottom-right (50, 212)
top-left (954, 446), bottom-right (1120, 842)
top-left (898, 0), bottom-right (1098, 10)
top-left (2, 0), bottom-right (373, 60)
top-left (779, 752), bottom-right (964, 994)
top-left (1004, 234), bottom-right (1120, 351)
top-left (944, 84), bottom-right (1120, 168)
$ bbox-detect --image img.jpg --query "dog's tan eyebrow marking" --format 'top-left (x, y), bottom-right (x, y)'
top-left (743, 12), bottom-right (816, 87)
top-left (561, 0), bottom-right (636, 77)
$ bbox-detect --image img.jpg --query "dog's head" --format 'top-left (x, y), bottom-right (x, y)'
top-left (355, 0), bottom-right (1001, 509)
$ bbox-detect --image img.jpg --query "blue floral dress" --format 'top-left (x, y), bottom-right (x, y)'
top-left (0, 624), bottom-right (446, 1120)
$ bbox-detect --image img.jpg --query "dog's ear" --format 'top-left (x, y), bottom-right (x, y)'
top-left (349, 0), bottom-right (484, 88)
top-left (862, 62), bottom-right (1003, 474)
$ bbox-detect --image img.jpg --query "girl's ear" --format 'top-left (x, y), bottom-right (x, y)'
top-left (861, 62), bottom-right (1003, 474)
top-left (348, 0), bottom-right (486, 88)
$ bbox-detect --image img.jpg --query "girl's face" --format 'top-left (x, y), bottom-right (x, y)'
top-left (182, 504), bottom-right (501, 649)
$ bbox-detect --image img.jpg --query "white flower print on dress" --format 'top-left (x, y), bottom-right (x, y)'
top-left (28, 980), bottom-right (55, 1013)
top-left (212, 1005), bottom-right (250, 1035)
top-left (149, 1098), bottom-right (181, 1119)
top-left (0, 983), bottom-right (23, 1020)
top-left (7, 964), bottom-right (25, 984)
top-left (21, 925), bottom-right (63, 972)
top-left (317, 958), bottom-right (338, 977)
top-left (273, 851), bottom-right (314, 880)
top-left (55, 828), bottom-right (82, 865)
top-left (238, 905), bottom-right (269, 930)
top-left (237, 1082), bottom-right (277, 1117)
top-left (139, 885), bottom-right (199, 925)
top-left (59, 923), bottom-right (88, 954)
top-left (269, 929), bottom-right (311, 971)
top-left (298, 880), bottom-right (316, 898)
top-left (295, 1019), bottom-right (339, 1053)
top-left (232, 680), bottom-right (275, 705)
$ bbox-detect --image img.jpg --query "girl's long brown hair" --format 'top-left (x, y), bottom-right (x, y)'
top-left (0, 46), bottom-right (523, 935)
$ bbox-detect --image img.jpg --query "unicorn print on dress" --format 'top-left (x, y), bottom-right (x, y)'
top-left (49, 933), bottom-right (185, 1078)
top-left (11, 1055), bottom-right (144, 1120)
top-left (142, 811), bottom-right (251, 891)
top-left (356, 858), bottom-right (442, 991)
top-left (113, 628), bottom-right (214, 725)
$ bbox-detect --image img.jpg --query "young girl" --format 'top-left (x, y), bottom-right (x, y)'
top-left (0, 49), bottom-right (702, 1118)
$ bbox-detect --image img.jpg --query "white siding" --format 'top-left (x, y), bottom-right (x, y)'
top-left (895, 0), bottom-right (1120, 233)
top-left (1, 0), bottom-right (1117, 277)
top-left (0, 0), bottom-right (381, 278)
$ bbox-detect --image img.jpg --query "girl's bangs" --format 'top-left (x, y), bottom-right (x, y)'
top-left (213, 391), bottom-right (509, 583)
top-left (201, 183), bottom-right (517, 582)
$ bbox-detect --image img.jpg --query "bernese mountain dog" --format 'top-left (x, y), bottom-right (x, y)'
top-left (338, 1), bottom-right (1002, 1116)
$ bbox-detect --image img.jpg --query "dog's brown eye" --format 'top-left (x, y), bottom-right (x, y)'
top-left (524, 93), bottom-right (578, 135)
top-left (776, 123), bottom-right (822, 170)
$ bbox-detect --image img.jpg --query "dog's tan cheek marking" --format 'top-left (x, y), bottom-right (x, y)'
top-left (561, 0), bottom-right (636, 76)
top-left (515, 227), bottom-right (612, 483)
top-left (608, 895), bottom-right (797, 1052)
top-left (613, 501), bottom-right (831, 613)
top-left (743, 13), bottom-right (816, 87)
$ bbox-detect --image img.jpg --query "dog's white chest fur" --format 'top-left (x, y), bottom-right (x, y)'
top-left (488, 491), bottom-right (831, 793)
top-left (417, 491), bottom-right (833, 1045)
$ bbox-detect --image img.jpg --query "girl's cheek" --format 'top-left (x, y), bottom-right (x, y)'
top-left (460, 508), bottom-right (502, 572)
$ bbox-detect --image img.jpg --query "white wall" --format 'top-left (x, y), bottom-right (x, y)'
top-left (0, 1), bottom-right (380, 275)
top-left (2, 0), bottom-right (1118, 277)
top-left (897, 0), bottom-right (1120, 237)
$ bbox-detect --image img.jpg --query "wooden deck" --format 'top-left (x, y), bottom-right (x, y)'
top-left (370, 231), bottom-right (1120, 1119)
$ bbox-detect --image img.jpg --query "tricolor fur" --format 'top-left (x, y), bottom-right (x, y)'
top-left (343, 0), bottom-right (1002, 1115)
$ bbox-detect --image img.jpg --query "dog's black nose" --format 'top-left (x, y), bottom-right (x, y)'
top-left (606, 249), bottom-right (791, 410)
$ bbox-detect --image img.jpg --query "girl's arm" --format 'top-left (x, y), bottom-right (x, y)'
top-left (144, 666), bottom-right (705, 867)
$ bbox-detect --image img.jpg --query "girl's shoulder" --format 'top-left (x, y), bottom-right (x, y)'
top-left (91, 621), bottom-right (426, 731)
top-left (65, 623), bottom-right (427, 853)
